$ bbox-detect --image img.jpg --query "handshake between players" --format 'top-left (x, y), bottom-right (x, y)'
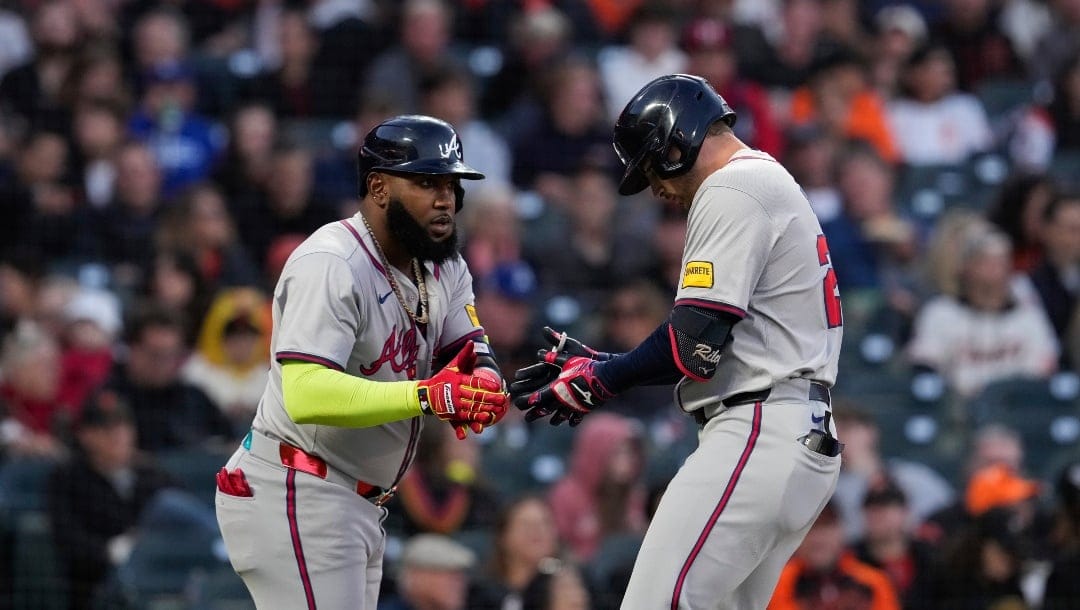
top-left (420, 327), bottom-right (611, 439)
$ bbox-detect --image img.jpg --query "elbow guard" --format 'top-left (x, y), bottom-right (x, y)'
top-left (668, 305), bottom-right (737, 382)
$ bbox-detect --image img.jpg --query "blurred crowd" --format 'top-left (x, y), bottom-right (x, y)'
top-left (1, 0), bottom-right (1080, 608)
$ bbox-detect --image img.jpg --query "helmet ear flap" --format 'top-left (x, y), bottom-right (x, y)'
top-left (454, 182), bottom-right (464, 212)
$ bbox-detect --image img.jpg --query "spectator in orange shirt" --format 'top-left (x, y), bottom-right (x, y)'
top-left (769, 501), bottom-right (901, 610)
top-left (789, 49), bottom-right (900, 164)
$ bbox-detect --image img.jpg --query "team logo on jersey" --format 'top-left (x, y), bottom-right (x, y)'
top-left (681, 261), bottom-right (714, 288)
top-left (358, 324), bottom-right (420, 379)
top-left (465, 304), bottom-right (481, 328)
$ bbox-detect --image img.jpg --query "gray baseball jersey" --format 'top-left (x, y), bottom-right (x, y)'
top-left (621, 150), bottom-right (843, 609)
top-left (670, 149), bottom-right (842, 418)
top-left (216, 214), bottom-right (484, 609)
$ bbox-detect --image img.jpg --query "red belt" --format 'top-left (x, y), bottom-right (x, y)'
top-left (268, 438), bottom-right (396, 506)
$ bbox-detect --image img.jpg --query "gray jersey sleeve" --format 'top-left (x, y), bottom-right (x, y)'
top-left (676, 186), bottom-right (777, 316)
top-left (274, 251), bottom-right (365, 370)
top-left (435, 258), bottom-right (484, 360)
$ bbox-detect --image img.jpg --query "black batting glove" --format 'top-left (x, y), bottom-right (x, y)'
top-left (508, 327), bottom-right (615, 400)
top-left (514, 352), bottom-right (614, 427)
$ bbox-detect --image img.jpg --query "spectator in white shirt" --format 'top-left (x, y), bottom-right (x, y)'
top-left (888, 42), bottom-right (994, 166)
top-left (597, 3), bottom-right (686, 122)
top-left (907, 227), bottom-right (1058, 397)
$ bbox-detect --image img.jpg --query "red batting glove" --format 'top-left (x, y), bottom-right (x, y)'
top-left (417, 342), bottom-right (508, 439)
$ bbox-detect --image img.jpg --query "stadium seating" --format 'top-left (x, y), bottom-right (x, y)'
top-left (156, 447), bottom-right (234, 508)
top-left (968, 376), bottom-right (1080, 478)
top-left (585, 532), bottom-right (643, 610)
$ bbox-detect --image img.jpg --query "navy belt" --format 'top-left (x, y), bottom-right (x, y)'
top-left (693, 381), bottom-right (831, 427)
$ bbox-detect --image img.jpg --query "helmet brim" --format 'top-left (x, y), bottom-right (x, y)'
top-left (380, 158), bottom-right (485, 181)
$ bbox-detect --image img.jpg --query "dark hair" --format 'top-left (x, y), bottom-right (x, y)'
top-left (1041, 190), bottom-right (1080, 224)
top-left (124, 302), bottom-right (188, 346)
top-left (987, 172), bottom-right (1057, 246)
top-left (418, 63), bottom-right (475, 98)
top-left (487, 495), bottom-right (555, 579)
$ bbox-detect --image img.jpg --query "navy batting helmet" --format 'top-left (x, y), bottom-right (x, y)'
top-left (358, 115), bottom-right (485, 209)
top-left (612, 74), bottom-right (736, 196)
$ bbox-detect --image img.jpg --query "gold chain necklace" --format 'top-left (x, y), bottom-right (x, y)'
top-left (361, 215), bottom-right (429, 324)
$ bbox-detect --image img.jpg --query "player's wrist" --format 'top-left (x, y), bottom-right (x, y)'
top-left (408, 381), bottom-right (427, 415)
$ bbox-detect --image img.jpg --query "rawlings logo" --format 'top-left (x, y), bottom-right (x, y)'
top-left (694, 343), bottom-right (722, 364)
top-left (359, 325), bottom-right (420, 378)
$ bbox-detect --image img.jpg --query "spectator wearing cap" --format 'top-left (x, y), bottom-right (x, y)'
top-left (1043, 459), bottom-right (1080, 610)
top-left (964, 463), bottom-right (1041, 519)
top-left (682, 16), bottom-right (783, 158)
top-left (852, 484), bottom-right (937, 610)
top-left (870, 5), bottom-right (929, 98)
top-left (379, 533), bottom-right (476, 610)
top-left (768, 501), bottom-right (902, 610)
top-left (57, 287), bottom-right (122, 416)
top-left (45, 389), bottom-right (177, 609)
top-left (181, 287), bottom-right (270, 435)
top-left (597, 3), bottom-right (687, 122)
top-left (128, 59), bottom-right (225, 198)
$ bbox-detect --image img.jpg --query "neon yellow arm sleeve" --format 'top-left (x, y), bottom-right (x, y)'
top-left (281, 361), bottom-right (423, 427)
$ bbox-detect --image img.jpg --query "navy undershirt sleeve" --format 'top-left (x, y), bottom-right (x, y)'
top-left (593, 323), bottom-right (682, 393)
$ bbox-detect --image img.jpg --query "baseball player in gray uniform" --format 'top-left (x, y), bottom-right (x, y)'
top-left (215, 115), bottom-right (509, 609)
top-left (511, 74), bottom-right (844, 609)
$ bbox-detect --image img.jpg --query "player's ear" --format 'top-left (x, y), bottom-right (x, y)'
top-left (367, 172), bottom-right (389, 208)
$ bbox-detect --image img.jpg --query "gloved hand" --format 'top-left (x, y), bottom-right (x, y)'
top-left (509, 327), bottom-right (614, 399)
top-left (418, 342), bottom-right (508, 439)
top-left (514, 352), bottom-right (614, 426)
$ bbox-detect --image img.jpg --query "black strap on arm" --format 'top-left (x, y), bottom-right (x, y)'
top-left (668, 304), bottom-right (739, 382)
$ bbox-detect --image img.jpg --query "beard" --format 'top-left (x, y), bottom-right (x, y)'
top-left (386, 198), bottom-right (459, 264)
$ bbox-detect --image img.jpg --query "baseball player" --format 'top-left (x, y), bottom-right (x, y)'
top-left (215, 115), bottom-right (509, 609)
top-left (511, 74), bottom-right (844, 609)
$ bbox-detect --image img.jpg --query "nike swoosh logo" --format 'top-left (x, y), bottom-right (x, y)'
top-left (378, 290), bottom-right (393, 304)
top-left (811, 414), bottom-right (826, 423)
